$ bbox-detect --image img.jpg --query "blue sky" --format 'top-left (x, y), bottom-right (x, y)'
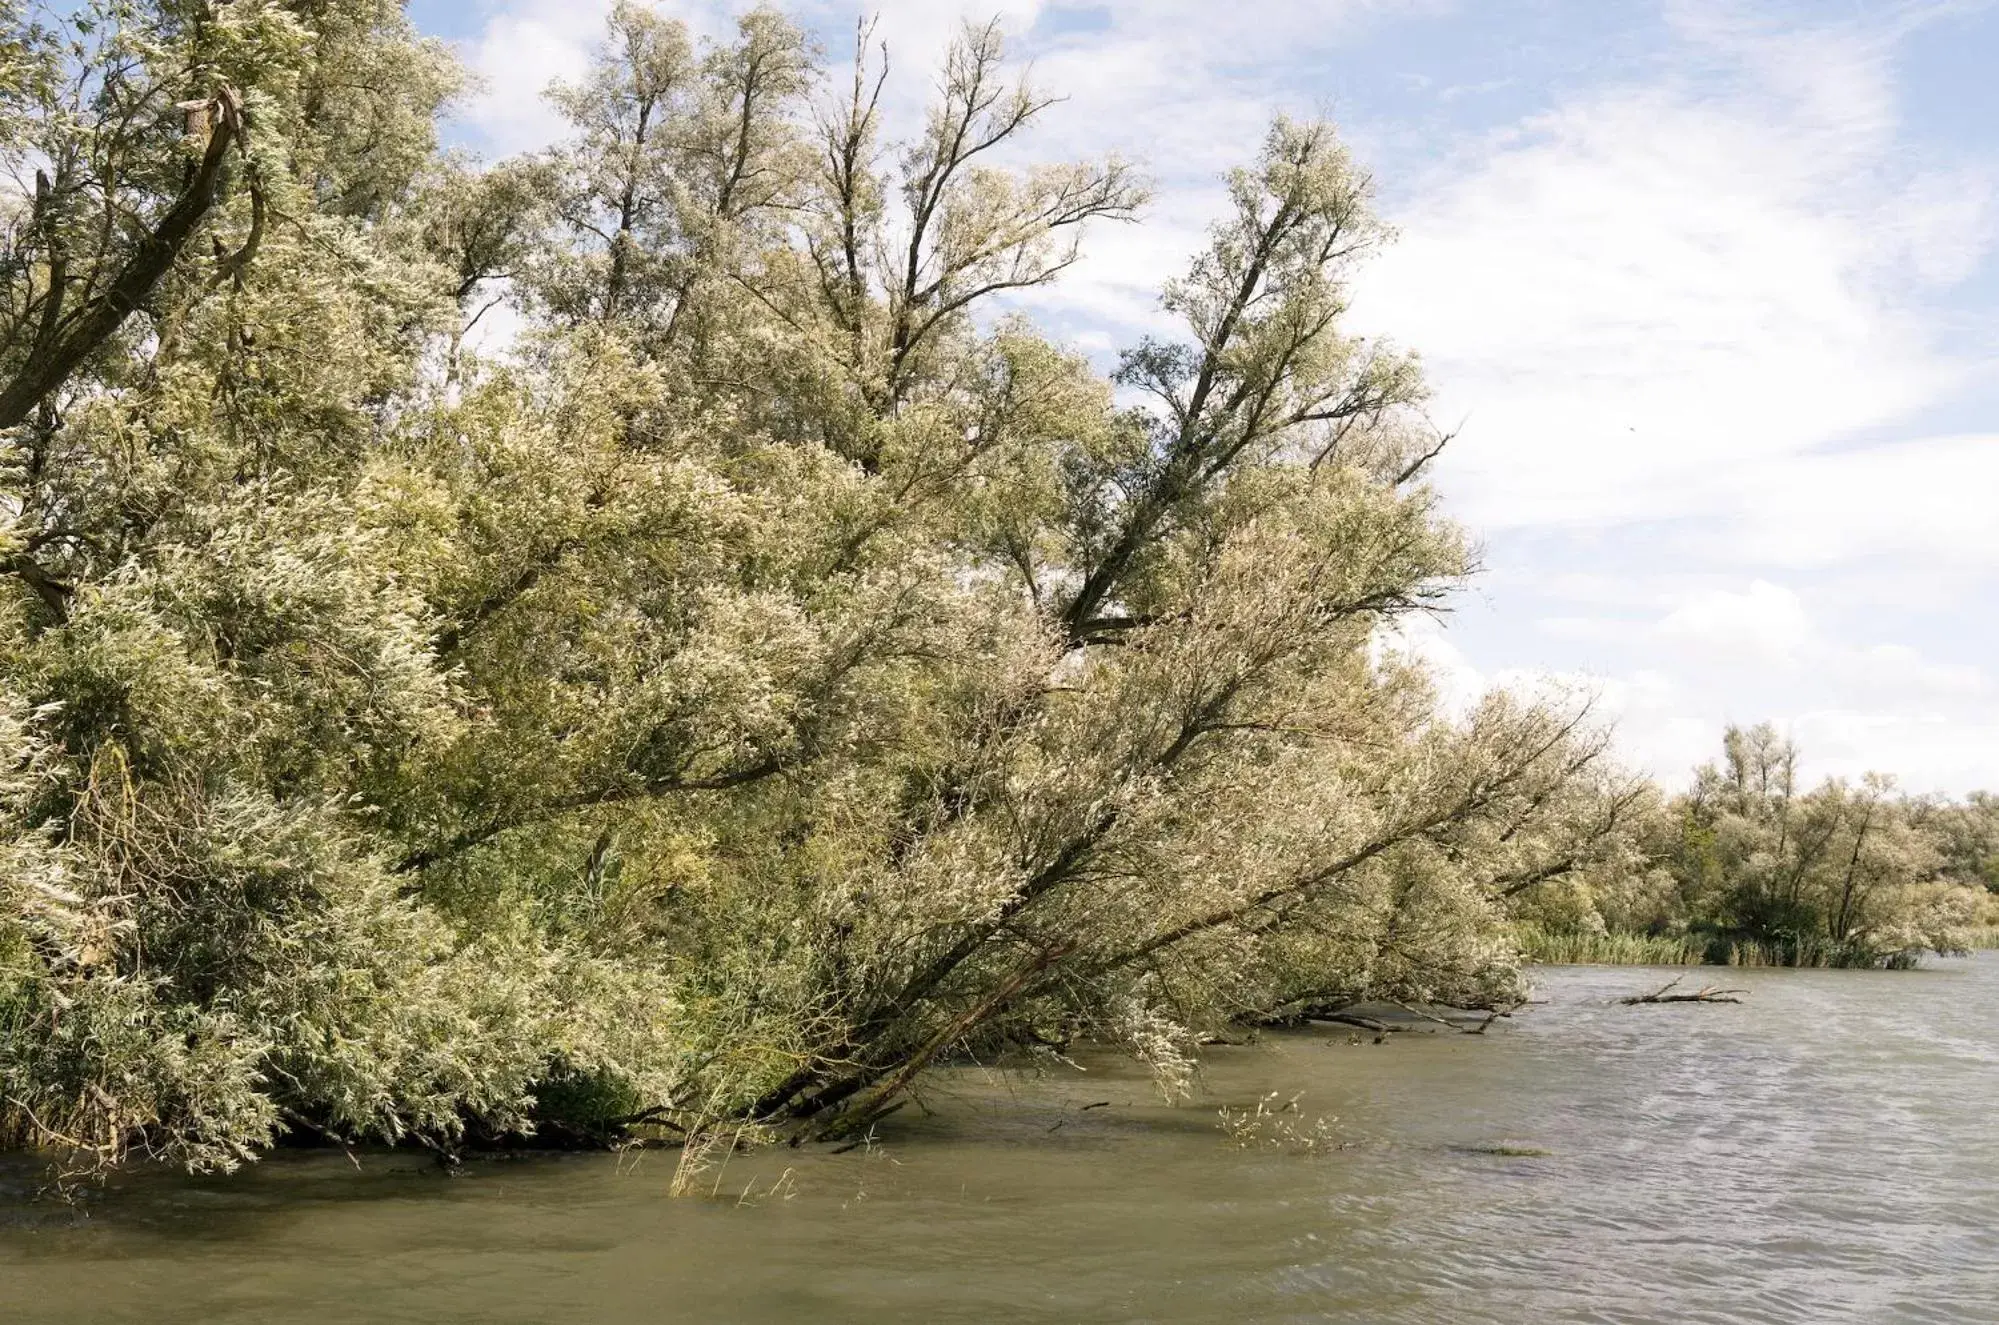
top-left (412, 0), bottom-right (1999, 794)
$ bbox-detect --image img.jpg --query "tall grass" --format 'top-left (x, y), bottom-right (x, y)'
top-left (1518, 925), bottom-right (1982, 970)
top-left (1720, 937), bottom-right (1921, 969)
top-left (1515, 927), bottom-right (1708, 966)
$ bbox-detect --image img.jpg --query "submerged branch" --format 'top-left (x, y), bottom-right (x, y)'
top-left (1619, 978), bottom-right (1745, 1005)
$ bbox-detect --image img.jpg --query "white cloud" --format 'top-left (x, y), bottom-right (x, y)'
top-left (1722, 433), bottom-right (1999, 574)
top-left (1521, 576), bottom-right (1998, 792)
top-left (1655, 580), bottom-right (1811, 664)
top-left (453, 2), bottom-right (607, 157)
top-left (1341, 6), bottom-right (1998, 791)
top-left (1354, 78), bottom-right (1983, 535)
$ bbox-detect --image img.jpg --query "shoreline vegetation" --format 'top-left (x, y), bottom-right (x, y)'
top-left (2, 1), bottom-right (1994, 1188)
top-left (1508, 723), bottom-right (1999, 972)
top-left (1516, 927), bottom-right (1999, 969)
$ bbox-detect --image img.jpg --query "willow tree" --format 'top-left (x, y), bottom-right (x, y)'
top-left (1519, 724), bottom-right (1994, 967)
top-left (388, 10), bottom-right (1628, 1140)
top-left (3, 1), bottom-right (1627, 1174)
top-left (0, 0), bottom-right (564, 1175)
top-left (1669, 726), bottom-right (1982, 966)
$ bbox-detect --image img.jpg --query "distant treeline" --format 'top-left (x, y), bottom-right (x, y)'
top-left (1513, 724), bottom-right (1999, 968)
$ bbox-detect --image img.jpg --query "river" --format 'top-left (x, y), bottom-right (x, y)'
top-left (4, 955), bottom-right (1996, 1323)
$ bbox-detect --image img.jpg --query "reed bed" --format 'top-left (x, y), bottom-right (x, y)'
top-left (1515, 928), bottom-right (1709, 967)
top-left (1519, 926), bottom-right (1994, 970)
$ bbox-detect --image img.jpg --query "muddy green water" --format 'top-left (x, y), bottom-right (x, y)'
top-left (4, 956), bottom-right (1997, 1323)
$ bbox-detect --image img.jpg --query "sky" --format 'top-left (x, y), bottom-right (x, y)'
top-left (409, 0), bottom-right (1999, 795)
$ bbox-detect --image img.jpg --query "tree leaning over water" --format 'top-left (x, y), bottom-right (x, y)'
top-left (3, 0), bottom-right (1645, 1175)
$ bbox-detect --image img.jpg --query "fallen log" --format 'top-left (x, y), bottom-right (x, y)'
top-left (1619, 977), bottom-right (1745, 1005)
top-left (1310, 1012), bottom-right (1402, 1034)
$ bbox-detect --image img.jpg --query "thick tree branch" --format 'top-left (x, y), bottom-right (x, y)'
top-left (0, 88), bottom-right (244, 431)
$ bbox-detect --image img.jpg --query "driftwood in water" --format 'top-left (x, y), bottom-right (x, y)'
top-left (1391, 999), bottom-right (1525, 1035)
top-left (1313, 1012), bottom-right (1403, 1035)
top-left (1619, 977), bottom-right (1745, 1005)
top-left (1307, 1002), bottom-right (1525, 1037)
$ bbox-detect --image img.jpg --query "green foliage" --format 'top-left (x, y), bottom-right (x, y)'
top-left (0, 2), bottom-right (1758, 1175)
top-left (1515, 725), bottom-right (1997, 969)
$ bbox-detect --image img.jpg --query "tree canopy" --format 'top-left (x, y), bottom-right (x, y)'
top-left (1516, 724), bottom-right (1996, 968)
top-left (0, 2), bottom-right (1984, 1179)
